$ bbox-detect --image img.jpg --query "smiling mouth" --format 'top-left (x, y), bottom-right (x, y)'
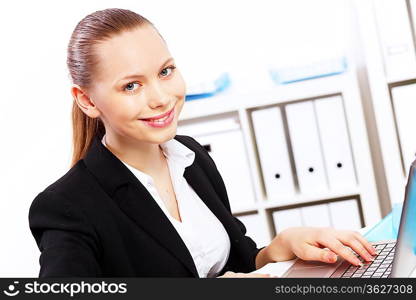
top-left (139, 107), bottom-right (175, 121)
top-left (139, 106), bottom-right (176, 128)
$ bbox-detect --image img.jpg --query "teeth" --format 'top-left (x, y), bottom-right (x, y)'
top-left (153, 116), bottom-right (168, 122)
top-left (148, 114), bottom-right (169, 123)
top-left (142, 109), bottom-right (173, 123)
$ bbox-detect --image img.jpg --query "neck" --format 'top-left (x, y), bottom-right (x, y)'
top-left (103, 133), bottom-right (166, 175)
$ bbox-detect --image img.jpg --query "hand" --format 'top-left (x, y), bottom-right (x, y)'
top-left (266, 227), bottom-right (378, 266)
top-left (217, 271), bottom-right (276, 278)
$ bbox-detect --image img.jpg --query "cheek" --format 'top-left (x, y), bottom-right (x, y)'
top-left (100, 95), bottom-right (138, 123)
top-left (176, 77), bottom-right (186, 115)
top-left (171, 72), bottom-right (186, 97)
top-left (174, 99), bottom-right (185, 119)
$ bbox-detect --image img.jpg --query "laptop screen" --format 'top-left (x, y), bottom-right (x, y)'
top-left (391, 163), bottom-right (416, 277)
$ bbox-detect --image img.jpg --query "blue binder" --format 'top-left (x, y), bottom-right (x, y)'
top-left (185, 72), bottom-right (230, 101)
top-left (269, 57), bottom-right (347, 84)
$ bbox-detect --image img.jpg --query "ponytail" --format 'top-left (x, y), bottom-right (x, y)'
top-left (70, 101), bottom-right (105, 167)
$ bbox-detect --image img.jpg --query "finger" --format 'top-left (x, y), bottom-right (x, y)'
top-left (249, 273), bottom-right (272, 278)
top-left (317, 236), bottom-right (363, 266)
top-left (338, 235), bottom-right (374, 262)
top-left (239, 272), bottom-right (272, 278)
top-left (217, 271), bottom-right (234, 278)
top-left (300, 244), bottom-right (338, 263)
top-left (352, 232), bottom-right (378, 256)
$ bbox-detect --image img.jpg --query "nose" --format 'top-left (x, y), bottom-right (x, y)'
top-left (145, 81), bottom-right (171, 109)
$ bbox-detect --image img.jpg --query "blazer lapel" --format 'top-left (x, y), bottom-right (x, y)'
top-left (83, 134), bottom-right (243, 278)
top-left (183, 159), bottom-right (245, 248)
top-left (112, 180), bottom-right (200, 277)
top-left (83, 135), bottom-right (199, 277)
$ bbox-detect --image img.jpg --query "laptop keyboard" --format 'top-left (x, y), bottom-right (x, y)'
top-left (340, 242), bottom-right (396, 278)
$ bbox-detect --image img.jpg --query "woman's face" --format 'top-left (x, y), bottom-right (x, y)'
top-left (87, 25), bottom-right (186, 145)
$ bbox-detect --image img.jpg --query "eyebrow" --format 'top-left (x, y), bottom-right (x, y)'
top-left (117, 57), bottom-right (174, 83)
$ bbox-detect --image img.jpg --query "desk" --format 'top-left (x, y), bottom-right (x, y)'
top-left (253, 204), bottom-right (416, 277)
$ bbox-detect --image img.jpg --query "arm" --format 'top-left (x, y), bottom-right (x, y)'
top-left (28, 190), bottom-right (102, 277)
top-left (254, 233), bottom-right (297, 269)
top-left (231, 216), bottom-right (268, 271)
top-left (255, 247), bottom-right (272, 270)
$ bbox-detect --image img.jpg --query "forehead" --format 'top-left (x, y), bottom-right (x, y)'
top-left (93, 25), bottom-right (170, 83)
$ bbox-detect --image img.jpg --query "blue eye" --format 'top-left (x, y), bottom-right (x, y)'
top-left (124, 82), bottom-right (140, 92)
top-left (161, 65), bottom-right (176, 77)
top-left (123, 65), bottom-right (176, 93)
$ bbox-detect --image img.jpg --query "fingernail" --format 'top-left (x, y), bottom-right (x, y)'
top-left (326, 253), bottom-right (337, 262)
top-left (366, 255), bottom-right (374, 261)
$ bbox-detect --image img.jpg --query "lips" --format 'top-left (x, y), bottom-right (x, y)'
top-left (140, 107), bottom-right (175, 121)
top-left (140, 106), bottom-right (175, 128)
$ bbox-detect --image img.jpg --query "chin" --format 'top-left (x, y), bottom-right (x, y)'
top-left (150, 127), bottom-right (177, 144)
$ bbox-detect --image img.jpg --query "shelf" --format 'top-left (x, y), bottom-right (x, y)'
top-left (230, 188), bottom-right (361, 215)
top-left (262, 189), bottom-right (361, 210)
top-left (179, 73), bottom-right (349, 121)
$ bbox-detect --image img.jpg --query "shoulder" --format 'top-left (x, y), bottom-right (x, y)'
top-left (28, 160), bottom-right (99, 224)
top-left (28, 160), bottom-right (101, 244)
top-left (38, 160), bottom-right (90, 195)
top-left (29, 159), bottom-right (84, 202)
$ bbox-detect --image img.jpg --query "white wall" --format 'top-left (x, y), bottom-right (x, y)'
top-left (0, 0), bottom-right (352, 276)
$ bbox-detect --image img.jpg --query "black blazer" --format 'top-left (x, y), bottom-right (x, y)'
top-left (28, 134), bottom-right (265, 277)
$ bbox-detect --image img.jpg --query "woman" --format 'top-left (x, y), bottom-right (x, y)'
top-left (28, 8), bottom-right (377, 278)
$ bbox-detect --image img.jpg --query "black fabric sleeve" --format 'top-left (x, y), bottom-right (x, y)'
top-left (232, 216), bottom-right (267, 271)
top-left (28, 190), bottom-right (102, 277)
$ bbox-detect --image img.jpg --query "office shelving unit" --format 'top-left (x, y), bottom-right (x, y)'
top-left (177, 69), bottom-right (382, 248)
top-left (354, 0), bottom-right (416, 210)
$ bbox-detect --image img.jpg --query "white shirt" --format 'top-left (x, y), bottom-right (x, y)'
top-left (101, 135), bottom-right (231, 277)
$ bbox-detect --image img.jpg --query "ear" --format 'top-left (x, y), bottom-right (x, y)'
top-left (70, 84), bottom-right (101, 119)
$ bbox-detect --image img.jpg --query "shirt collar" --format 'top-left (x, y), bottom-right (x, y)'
top-left (159, 137), bottom-right (195, 169)
top-left (101, 134), bottom-right (195, 185)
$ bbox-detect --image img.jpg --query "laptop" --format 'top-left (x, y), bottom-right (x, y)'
top-left (281, 160), bottom-right (416, 278)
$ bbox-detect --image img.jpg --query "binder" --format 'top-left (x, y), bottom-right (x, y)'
top-left (391, 84), bottom-right (416, 173)
top-left (272, 208), bottom-right (303, 234)
top-left (285, 100), bottom-right (328, 194)
top-left (178, 116), bottom-right (240, 137)
top-left (236, 213), bottom-right (270, 248)
top-left (185, 72), bottom-right (230, 101)
top-left (269, 57), bottom-right (347, 84)
top-left (300, 204), bottom-right (332, 227)
top-left (328, 199), bottom-right (362, 230)
top-left (314, 96), bottom-right (357, 190)
top-left (178, 117), bottom-right (256, 213)
top-left (374, 0), bottom-right (416, 81)
top-left (251, 106), bottom-right (296, 200)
